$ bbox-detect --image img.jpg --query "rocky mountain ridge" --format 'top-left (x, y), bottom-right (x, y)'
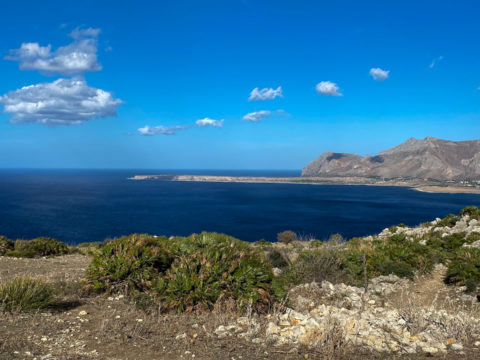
top-left (302, 137), bottom-right (480, 181)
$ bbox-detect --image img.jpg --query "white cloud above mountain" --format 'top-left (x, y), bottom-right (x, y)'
top-left (248, 87), bottom-right (282, 101)
top-left (0, 77), bottom-right (122, 126)
top-left (5, 27), bottom-right (101, 75)
top-left (369, 67), bottom-right (389, 81)
top-left (195, 118), bottom-right (224, 127)
top-left (242, 110), bottom-right (271, 122)
top-left (315, 81), bottom-right (342, 96)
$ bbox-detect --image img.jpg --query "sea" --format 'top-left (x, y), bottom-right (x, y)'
top-left (1, 169), bottom-right (479, 245)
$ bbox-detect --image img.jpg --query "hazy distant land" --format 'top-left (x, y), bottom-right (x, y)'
top-left (128, 174), bottom-right (480, 194)
top-left (131, 137), bottom-right (480, 194)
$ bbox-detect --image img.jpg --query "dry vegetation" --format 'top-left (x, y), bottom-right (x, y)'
top-left (1, 207), bottom-right (480, 359)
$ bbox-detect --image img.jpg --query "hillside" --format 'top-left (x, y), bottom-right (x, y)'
top-left (302, 137), bottom-right (480, 181)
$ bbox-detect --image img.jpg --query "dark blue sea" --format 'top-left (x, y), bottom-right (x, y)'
top-left (1, 169), bottom-right (479, 245)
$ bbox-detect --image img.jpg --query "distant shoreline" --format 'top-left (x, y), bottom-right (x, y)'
top-left (128, 174), bottom-right (480, 194)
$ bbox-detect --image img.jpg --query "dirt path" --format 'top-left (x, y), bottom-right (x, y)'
top-left (387, 264), bottom-right (478, 313)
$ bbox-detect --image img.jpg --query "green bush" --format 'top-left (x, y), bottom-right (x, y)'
top-left (86, 234), bottom-right (173, 293)
top-left (0, 236), bottom-right (14, 256)
top-left (437, 214), bottom-right (459, 228)
top-left (369, 236), bottom-right (434, 279)
top-left (267, 249), bottom-right (289, 269)
top-left (277, 230), bottom-right (297, 244)
top-left (0, 277), bottom-right (55, 312)
top-left (460, 206), bottom-right (480, 220)
top-left (340, 235), bottom-right (434, 284)
top-left (5, 237), bottom-right (70, 258)
top-left (445, 248), bottom-right (480, 293)
top-left (86, 233), bottom-right (274, 313)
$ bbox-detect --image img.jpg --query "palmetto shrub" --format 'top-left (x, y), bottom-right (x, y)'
top-left (0, 277), bottom-right (55, 312)
top-left (86, 232), bottom-right (273, 313)
top-left (86, 234), bottom-right (173, 293)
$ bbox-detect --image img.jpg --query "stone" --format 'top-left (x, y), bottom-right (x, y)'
top-left (451, 343), bottom-right (463, 351)
top-left (175, 333), bottom-right (187, 340)
top-left (266, 322), bottom-right (281, 336)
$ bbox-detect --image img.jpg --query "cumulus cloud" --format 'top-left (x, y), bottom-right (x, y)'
top-left (0, 77), bottom-right (122, 126)
top-left (195, 118), bottom-right (224, 127)
top-left (138, 125), bottom-right (188, 136)
top-left (369, 67), bottom-right (389, 81)
top-left (315, 81), bottom-right (342, 96)
top-left (429, 56), bottom-right (443, 69)
top-left (248, 86), bottom-right (282, 101)
top-left (5, 27), bottom-right (101, 75)
top-left (242, 110), bottom-right (271, 122)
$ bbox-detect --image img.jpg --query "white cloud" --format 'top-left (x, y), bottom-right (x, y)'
top-left (195, 118), bottom-right (224, 127)
top-left (242, 110), bottom-right (271, 122)
top-left (369, 67), bottom-right (389, 81)
top-left (0, 77), bottom-right (122, 126)
top-left (248, 86), bottom-right (282, 101)
top-left (315, 81), bottom-right (342, 96)
top-left (138, 125), bottom-right (188, 136)
top-left (69, 27), bottom-right (101, 40)
top-left (429, 56), bottom-right (443, 69)
top-left (5, 27), bottom-right (101, 75)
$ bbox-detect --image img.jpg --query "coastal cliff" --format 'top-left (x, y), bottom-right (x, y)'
top-left (302, 137), bottom-right (480, 181)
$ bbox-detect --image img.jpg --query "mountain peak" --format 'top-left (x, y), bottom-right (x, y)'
top-left (302, 137), bottom-right (480, 181)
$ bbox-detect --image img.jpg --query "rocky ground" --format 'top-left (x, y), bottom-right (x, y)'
top-left (1, 215), bottom-right (480, 359)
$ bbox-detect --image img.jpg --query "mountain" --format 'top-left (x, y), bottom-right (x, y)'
top-left (301, 137), bottom-right (480, 181)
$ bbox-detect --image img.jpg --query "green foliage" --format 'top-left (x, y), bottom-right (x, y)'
top-left (460, 206), bottom-right (480, 220)
top-left (467, 232), bottom-right (480, 242)
top-left (86, 232), bottom-right (274, 313)
top-left (4, 237), bottom-right (70, 258)
top-left (339, 234), bottom-right (435, 284)
top-left (0, 277), bottom-right (55, 312)
top-left (445, 248), bottom-right (480, 294)
top-left (277, 230), bottom-right (297, 244)
top-left (438, 214), bottom-right (459, 228)
top-left (0, 236), bottom-right (14, 256)
top-left (267, 249), bottom-right (289, 269)
top-left (85, 234), bottom-right (173, 293)
top-left (370, 236), bottom-right (434, 278)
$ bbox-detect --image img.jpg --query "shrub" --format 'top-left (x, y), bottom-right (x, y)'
top-left (86, 233), bottom-right (274, 313)
top-left (273, 244), bottom-right (350, 298)
top-left (328, 233), bottom-right (344, 244)
top-left (0, 236), bottom-right (14, 256)
top-left (340, 235), bottom-right (434, 283)
top-left (0, 277), bottom-right (55, 312)
top-left (85, 234), bottom-right (173, 293)
top-left (460, 206), bottom-right (480, 220)
top-left (368, 237), bottom-right (434, 279)
top-left (438, 214), bottom-right (459, 228)
top-left (445, 248), bottom-right (480, 293)
top-left (267, 249), bottom-right (289, 269)
top-left (277, 230), bottom-right (297, 244)
top-left (6, 237), bottom-right (70, 258)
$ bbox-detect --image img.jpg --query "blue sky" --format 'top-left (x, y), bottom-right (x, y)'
top-left (0, 0), bottom-right (479, 169)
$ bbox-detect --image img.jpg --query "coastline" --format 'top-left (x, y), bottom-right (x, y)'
top-left (128, 174), bottom-right (480, 194)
